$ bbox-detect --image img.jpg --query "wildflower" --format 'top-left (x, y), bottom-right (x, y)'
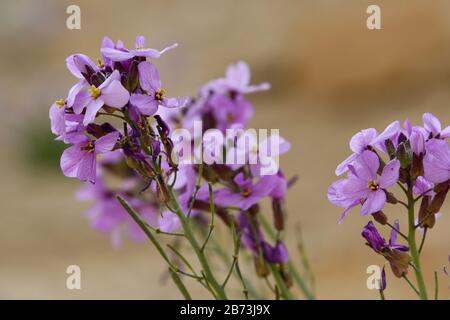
top-left (335, 121), bottom-right (400, 175)
top-left (136, 61), bottom-right (187, 113)
top-left (328, 150), bottom-right (400, 223)
top-left (73, 70), bottom-right (130, 125)
top-left (207, 61), bottom-right (270, 95)
top-left (213, 173), bottom-right (277, 211)
top-left (423, 139), bottom-right (450, 184)
top-left (237, 212), bottom-right (288, 264)
top-left (77, 181), bottom-right (159, 248)
top-left (101, 36), bottom-right (177, 62)
top-left (422, 113), bottom-right (450, 139)
top-left (66, 54), bottom-right (99, 80)
top-left (362, 221), bottom-right (410, 277)
top-left (60, 131), bottom-right (120, 183)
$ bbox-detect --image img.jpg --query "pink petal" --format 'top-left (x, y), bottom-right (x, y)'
top-left (335, 153), bottom-right (358, 175)
top-left (353, 150), bottom-right (379, 181)
top-left (95, 131), bottom-right (119, 153)
top-left (423, 113), bottom-right (441, 135)
top-left (360, 189), bottom-right (386, 215)
top-left (100, 48), bottom-right (133, 62)
top-left (60, 145), bottom-right (84, 178)
top-left (98, 70), bottom-right (121, 90)
top-left (83, 99), bottom-right (104, 125)
top-left (100, 80), bottom-right (130, 108)
top-left (371, 121), bottom-right (400, 145)
top-left (440, 126), bottom-right (450, 139)
top-left (72, 90), bottom-right (91, 114)
top-left (77, 152), bottom-right (96, 182)
top-left (379, 159), bottom-right (400, 188)
top-left (130, 93), bottom-right (158, 115)
top-left (138, 61), bottom-right (161, 92)
top-left (349, 128), bottom-right (377, 153)
top-left (226, 61), bottom-right (250, 88)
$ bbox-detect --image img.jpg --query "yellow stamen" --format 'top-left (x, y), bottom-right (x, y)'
top-left (82, 141), bottom-right (95, 153)
top-left (240, 188), bottom-right (252, 198)
top-left (368, 180), bottom-right (379, 191)
top-left (96, 58), bottom-right (104, 68)
top-left (155, 89), bottom-right (165, 101)
top-left (89, 85), bottom-right (101, 99)
top-left (55, 99), bottom-right (65, 108)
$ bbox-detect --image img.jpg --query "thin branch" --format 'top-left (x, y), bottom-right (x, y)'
top-left (386, 222), bottom-right (409, 241)
top-left (418, 227), bottom-right (428, 254)
top-left (434, 271), bottom-right (439, 300)
top-left (200, 183), bottom-right (215, 252)
top-left (169, 267), bottom-right (192, 300)
top-left (403, 275), bottom-right (420, 297)
top-left (414, 188), bottom-right (433, 203)
top-left (187, 163), bottom-right (203, 218)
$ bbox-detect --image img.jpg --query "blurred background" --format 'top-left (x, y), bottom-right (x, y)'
top-left (0, 0), bottom-right (449, 299)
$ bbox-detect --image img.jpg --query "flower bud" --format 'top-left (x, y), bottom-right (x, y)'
top-left (396, 142), bottom-right (412, 169)
top-left (254, 255), bottom-right (269, 278)
top-left (279, 264), bottom-right (294, 288)
top-left (418, 196), bottom-right (435, 228)
top-left (384, 139), bottom-right (396, 160)
top-left (126, 60), bottom-right (139, 92)
top-left (372, 211), bottom-right (388, 225)
top-left (382, 249), bottom-right (411, 278)
top-left (411, 153), bottom-right (424, 180)
top-left (385, 192), bottom-right (398, 205)
top-left (428, 184), bottom-right (449, 215)
top-left (272, 198), bottom-right (285, 231)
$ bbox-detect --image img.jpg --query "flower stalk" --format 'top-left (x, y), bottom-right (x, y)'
top-left (406, 185), bottom-right (428, 300)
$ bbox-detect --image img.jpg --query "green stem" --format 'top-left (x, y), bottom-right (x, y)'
top-left (406, 187), bottom-right (428, 300)
top-left (169, 267), bottom-right (192, 300)
top-left (259, 214), bottom-right (315, 300)
top-left (168, 189), bottom-right (228, 300)
top-left (269, 264), bottom-right (294, 300)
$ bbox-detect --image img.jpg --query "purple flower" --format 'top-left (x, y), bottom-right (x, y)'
top-left (424, 138), bottom-right (450, 184)
top-left (209, 94), bottom-right (253, 131)
top-left (101, 36), bottom-right (177, 62)
top-left (207, 61), bottom-right (270, 95)
top-left (133, 61), bottom-right (187, 114)
top-left (328, 150), bottom-right (400, 223)
top-left (335, 121), bottom-right (400, 175)
top-left (72, 70), bottom-right (130, 125)
top-left (66, 54), bottom-right (99, 80)
top-left (60, 131), bottom-right (120, 183)
top-left (362, 220), bottom-right (410, 277)
top-left (413, 176), bottom-right (434, 196)
top-left (77, 181), bottom-right (159, 248)
top-left (237, 212), bottom-right (288, 264)
top-left (423, 113), bottom-right (450, 139)
top-left (213, 173), bottom-right (277, 210)
top-left (362, 220), bottom-right (409, 252)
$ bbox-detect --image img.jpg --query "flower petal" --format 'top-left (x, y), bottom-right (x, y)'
top-left (100, 48), bottom-right (133, 62)
top-left (361, 189), bottom-right (386, 215)
top-left (77, 152), bottom-right (96, 182)
top-left (138, 61), bottom-right (161, 92)
top-left (100, 80), bottom-right (130, 108)
top-left (379, 159), bottom-right (400, 189)
top-left (60, 145), bottom-right (84, 178)
top-left (95, 131), bottom-right (119, 153)
top-left (130, 93), bottom-right (158, 115)
top-left (423, 113), bottom-right (441, 135)
top-left (83, 99), bottom-right (104, 126)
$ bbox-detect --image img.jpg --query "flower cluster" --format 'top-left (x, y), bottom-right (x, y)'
top-left (50, 36), bottom-right (294, 286)
top-left (328, 114), bottom-right (449, 297)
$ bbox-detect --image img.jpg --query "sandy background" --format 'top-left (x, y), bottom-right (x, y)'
top-left (0, 0), bottom-right (449, 299)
